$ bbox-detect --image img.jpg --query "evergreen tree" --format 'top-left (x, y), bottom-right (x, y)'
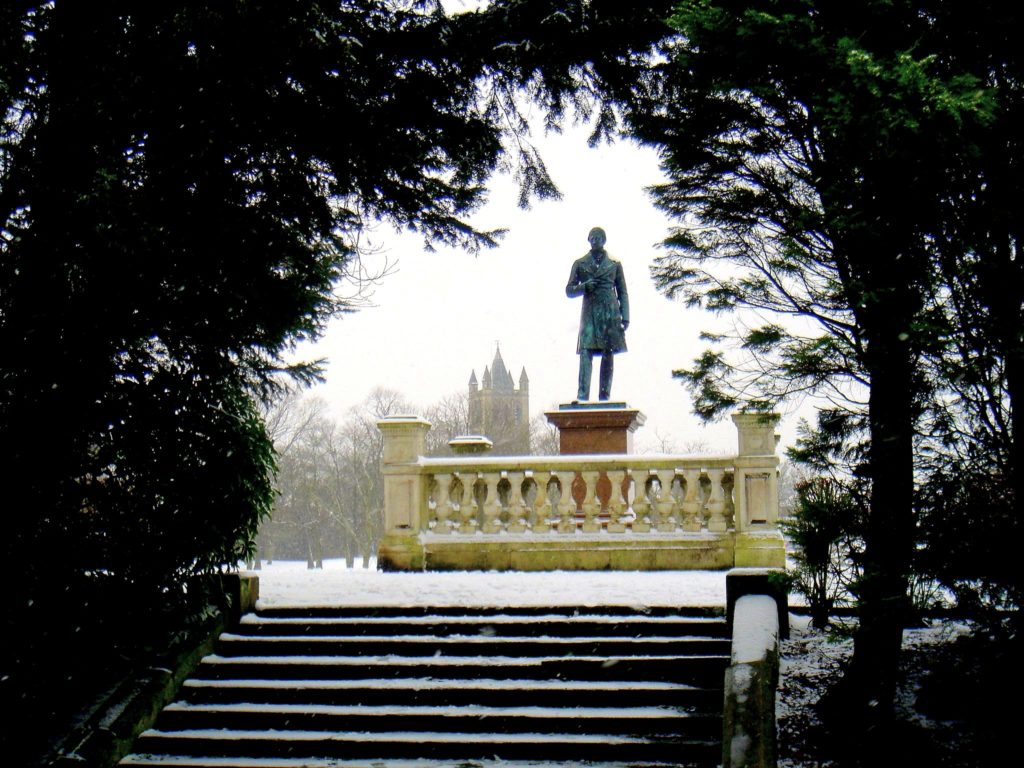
top-left (919, 3), bottom-right (1024, 621)
top-left (783, 476), bottom-right (865, 629)
top-left (0, 6), bottom-right (675, 755)
top-left (0, 0), bottom-right (674, 595)
top-left (620, 0), bottom-right (1001, 723)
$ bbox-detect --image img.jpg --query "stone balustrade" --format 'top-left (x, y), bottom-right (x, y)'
top-left (377, 413), bottom-right (785, 572)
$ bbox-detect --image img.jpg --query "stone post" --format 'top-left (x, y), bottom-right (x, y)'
top-left (731, 413), bottom-right (785, 568)
top-left (377, 416), bottom-right (431, 571)
top-left (722, 594), bottom-right (780, 768)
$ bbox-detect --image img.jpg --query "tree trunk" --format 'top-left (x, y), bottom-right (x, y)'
top-left (810, 570), bottom-right (832, 629)
top-left (823, 327), bottom-right (915, 727)
top-left (313, 534), bottom-right (324, 569)
top-left (342, 536), bottom-right (355, 569)
top-left (1004, 233), bottom-right (1022, 574)
top-left (810, 602), bottom-right (831, 631)
top-left (999, 262), bottom-right (1024, 616)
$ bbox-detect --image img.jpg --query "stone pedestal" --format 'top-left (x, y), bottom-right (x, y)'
top-left (544, 403), bottom-right (646, 455)
top-left (448, 435), bottom-right (493, 455)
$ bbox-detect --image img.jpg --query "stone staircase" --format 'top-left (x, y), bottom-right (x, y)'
top-left (120, 605), bottom-right (730, 768)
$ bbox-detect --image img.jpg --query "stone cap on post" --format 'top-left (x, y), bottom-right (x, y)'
top-left (448, 435), bottom-right (493, 455)
top-left (377, 415), bottom-right (432, 465)
top-left (726, 567), bottom-right (789, 640)
top-left (732, 412), bottom-right (780, 457)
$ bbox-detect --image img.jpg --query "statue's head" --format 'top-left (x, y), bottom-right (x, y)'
top-left (588, 227), bottom-right (607, 249)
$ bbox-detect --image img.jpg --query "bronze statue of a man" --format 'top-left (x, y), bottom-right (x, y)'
top-left (566, 226), bottom-right (629, 401)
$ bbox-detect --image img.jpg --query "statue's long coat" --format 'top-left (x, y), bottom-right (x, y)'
top-left (566, 250), bottom-right (629, 354)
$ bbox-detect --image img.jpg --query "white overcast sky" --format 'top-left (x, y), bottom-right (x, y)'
top-left (294, 115), bottom-right (817, 454)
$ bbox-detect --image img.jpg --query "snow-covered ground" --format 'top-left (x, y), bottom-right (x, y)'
top-left (776, 614), bottom-right (976, 767)
top-left (250, 559), bottom-right (728, 608)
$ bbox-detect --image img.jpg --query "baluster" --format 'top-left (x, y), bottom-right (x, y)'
top-left (606, 475), bottom-right (624, 534)
top-left (506, 470), bottom-right (528, 533)
top-left (632, 470), bottom-right (655, 533)
top-left (624, 469), bottom-right (637, 525)
top-left (456, 472), bottom-right (477, 534)
top-left (607, 469), bottom-right (633, 533)
top-left (706, 468), bottom-right (728, 532)
top-left (481, 471), bottom-right (504, 533)
top-left (433, 472), bottom-right (453, 534)
top-left (680, 467), bottom-right (703, 532)
top-left (723, 471), bottom-right (736, 529)
top-left (426, 475), bottom-right (437, 528)
top-left (581, 470), bottom-right (601, 533)
top-left (655, 469), bottom-right (678, 532)
top-left (532, 471), bottom-right (554, 534)
top-left (556, 470), bottom-right (577, 534)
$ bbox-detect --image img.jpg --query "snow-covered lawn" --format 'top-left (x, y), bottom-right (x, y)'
top-left (251, 559), bottom-right (728, 608)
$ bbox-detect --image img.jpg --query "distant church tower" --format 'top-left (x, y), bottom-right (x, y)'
top-left (468, 345), bottom-right (530, 454)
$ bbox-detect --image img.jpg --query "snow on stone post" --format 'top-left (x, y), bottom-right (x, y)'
top-left (377, 416), bottom-right (431, 570)
top-left (731, 413), bottom-right (785, 568)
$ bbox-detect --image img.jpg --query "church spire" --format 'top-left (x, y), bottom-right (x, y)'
top-left (490, 342), bottom-right (514, 391)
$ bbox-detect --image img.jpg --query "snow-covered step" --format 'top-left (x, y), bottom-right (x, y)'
top-left (238, 611), bottom-right (729, 638)
top-left (154, 702), bottom-right (720, 738)
top-left (179, 676), bottom-right (722, 708)
top-left (128, 728), bottom-right (721, 764)
top-left (213, 632), bottom-right (731, 657)
top-left (241, 610), bottom-right (726, 624)
top-left (192, 652), bottom-right (729, 685)
top-left (121, 758), bottom-right (687, 768)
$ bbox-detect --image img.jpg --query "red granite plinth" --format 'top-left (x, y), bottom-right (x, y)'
top-left (544, 404), bottom-right (646, 455)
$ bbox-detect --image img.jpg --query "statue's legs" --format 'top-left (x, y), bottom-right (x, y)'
top-left (599, 352), bottom-right (614, 400)
top-left (577, 351), bottom-right (594, 401)
top-left (578, 351), bottom-right (615, 401)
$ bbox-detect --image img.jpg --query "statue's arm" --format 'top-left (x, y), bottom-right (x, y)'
top-left (616, 262), bottom-right (630, 325)
top-left (566, 260), bottom-right (586, 298)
